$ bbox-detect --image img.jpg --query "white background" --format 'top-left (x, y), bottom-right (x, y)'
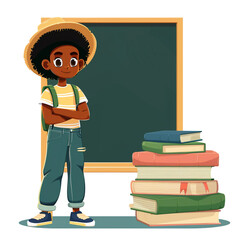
top-left (0, 0), bottom-right (239, 239)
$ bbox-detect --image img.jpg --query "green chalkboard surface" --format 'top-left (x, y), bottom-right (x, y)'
top-left (49, 23), bottom-right (177, 163)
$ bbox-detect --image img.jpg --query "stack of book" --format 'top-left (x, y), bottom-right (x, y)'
top-left (130, 130), bottom-right (225, 226)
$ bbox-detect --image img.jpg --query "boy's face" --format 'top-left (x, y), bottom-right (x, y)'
top-left (41, 45), bottom-right (84, 79)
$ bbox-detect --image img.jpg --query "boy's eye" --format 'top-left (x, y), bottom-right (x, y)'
top-left (70, 58), bottom-right (78, 67)
top-left (53, 58), bottom-right (63, 67)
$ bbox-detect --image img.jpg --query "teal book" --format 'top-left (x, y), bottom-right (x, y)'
top-left (144, 130), bottom-right (202, 143)
top-left (142, 141), bottom-right (206, 154)
top-left (130, 193), bottom-right (225, 214)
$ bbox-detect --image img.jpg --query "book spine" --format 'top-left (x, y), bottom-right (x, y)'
top-left (144, 132), bottom-right (180, 143)
top-left (132, 151), bottom-right (219, 166)
top-left (142, 141), bottom-right (164, 154)
top-left (135, 178), bottom-right (215, 181)
top-left (135, 210), bottom-right (220, 227)
top-left (155, 193), bottom-right (225, 214)
top-left (130, 180), bottom-right (134, 193)
top-left (144, 131), bottom-right (202, 143)
top-left (142, 141), bottom-right (206, 154)
top-left (131, 180), bottom-right (218, 195)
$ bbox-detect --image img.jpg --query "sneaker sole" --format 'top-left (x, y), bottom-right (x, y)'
top-left (69, 220), bottom-right (95, 227)
top-left (27, 220), bottom-right (53, 227)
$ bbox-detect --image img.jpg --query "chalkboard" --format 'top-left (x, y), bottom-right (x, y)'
top-left (42, 18), bottom-right (183, 172)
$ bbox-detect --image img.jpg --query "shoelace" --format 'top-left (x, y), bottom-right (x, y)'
top-left (33, 213), bottom-right (46, 220)
top-left (77, 213), bottom-right (89, 220)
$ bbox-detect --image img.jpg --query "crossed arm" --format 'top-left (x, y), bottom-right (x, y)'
top-left (42, 102), bottom-right (90, 125)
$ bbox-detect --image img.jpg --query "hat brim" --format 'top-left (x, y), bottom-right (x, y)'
top-left (24, 21), bottom-right (97, 76)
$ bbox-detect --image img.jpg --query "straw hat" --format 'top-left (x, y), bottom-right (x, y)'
top-left (24, 17), bottom-right (97, 75)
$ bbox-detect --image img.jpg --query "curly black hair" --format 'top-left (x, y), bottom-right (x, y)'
top-left (30, 29), bottom-right (90, 79)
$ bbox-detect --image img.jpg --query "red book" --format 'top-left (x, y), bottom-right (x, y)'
top-left (132, 150), bottom-right (219, 166)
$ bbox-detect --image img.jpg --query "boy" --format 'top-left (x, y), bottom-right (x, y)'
top-left (24, 18), bottom-right (97, 227)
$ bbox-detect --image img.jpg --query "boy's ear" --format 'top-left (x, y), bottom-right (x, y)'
top-left (42, 59), bottom-right (51, 70)
top-left (79, 59), bottom-right (85, 71)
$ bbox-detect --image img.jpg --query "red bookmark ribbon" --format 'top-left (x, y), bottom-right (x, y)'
top-left (180, 182), bottom-right (188, 194)
top-left (203, 182), bottom-right (209, 193)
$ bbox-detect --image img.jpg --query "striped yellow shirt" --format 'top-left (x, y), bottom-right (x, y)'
top-left (40, 84), bottom-right (88, 128)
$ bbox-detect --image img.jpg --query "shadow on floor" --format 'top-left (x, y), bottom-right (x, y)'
top-left (19, 216), bottom-right (230, 228)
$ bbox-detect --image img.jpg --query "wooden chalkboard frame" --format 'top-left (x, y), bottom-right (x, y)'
top-left (40, 18), bottom-right (183, 176)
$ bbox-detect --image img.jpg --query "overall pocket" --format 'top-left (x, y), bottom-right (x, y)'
top-left (47, 129), bottom-right (62, 142)
top-left (76, 129), bottom-right (82, 138)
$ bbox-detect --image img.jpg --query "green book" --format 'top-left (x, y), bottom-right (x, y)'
top-left (130, 193), bottom-right (225, 214)
top-left (142, 141), bottom-right (206, 154)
